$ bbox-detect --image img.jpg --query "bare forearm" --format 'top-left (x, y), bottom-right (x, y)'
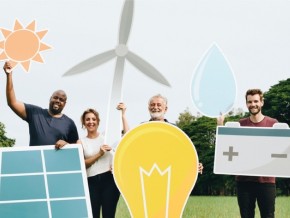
top-left (122, 115), bottom-right (129, 134)
top-left (5, 73), bottom-right (26, 119)
top-left (6, 73), bottom-right (16, 107)
top-left (85, 152), bottom-right (103, 168)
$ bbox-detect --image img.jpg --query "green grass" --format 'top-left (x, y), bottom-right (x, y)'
top-left (115, 196), bottom-right (290, 218)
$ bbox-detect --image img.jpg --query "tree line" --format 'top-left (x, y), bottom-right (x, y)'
top-left (176, 78), bottom-right (290, 196)
top-left (0, 122), bottom-right (15, 147)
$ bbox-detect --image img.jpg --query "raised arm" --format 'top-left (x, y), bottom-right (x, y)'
top-left (217, 113), bottom-right (225, 126)
top-left (3, 62), bottom-right (27, 119)
top-left (117, 102), bottom-right (129, 134)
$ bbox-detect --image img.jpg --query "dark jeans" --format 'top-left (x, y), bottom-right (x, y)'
top-left (88, 171), bottom-right (120, 218)
top-left (236, 182), bottom-right (276, 218)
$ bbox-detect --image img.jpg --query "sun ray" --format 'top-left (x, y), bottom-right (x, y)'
top-left (21, 61), bottom-right (31, 72)
top-left (1, 28), bottom-right (12, 38)
top-left (32, 53), bottom-right (44, 63)
top-left (0, 51), bottom-right (8, 60)
top-left (0, 40), bottom-right (4, 49)
top-left (39, 42), bottom-right (52, 51)
top-left (36, 30), bottom-right (48, 40)
top-left (14, 20), bottom-right (23, 31)
top-left (26, 20), bottom-right (36, 31)
top-left (0, 20), bottom-right (51, 72)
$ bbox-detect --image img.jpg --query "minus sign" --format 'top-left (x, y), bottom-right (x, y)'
top-left (271, 154), bottom-right (287, 158)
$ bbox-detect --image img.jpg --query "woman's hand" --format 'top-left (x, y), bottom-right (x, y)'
top-left (99, 144), bottom-right (112, 156)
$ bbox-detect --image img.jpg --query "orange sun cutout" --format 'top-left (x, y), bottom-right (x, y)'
top-left (0, 20), bottom-right (51, 72)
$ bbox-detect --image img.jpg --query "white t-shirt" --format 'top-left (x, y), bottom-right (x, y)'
top-left (81, 134), bottom-right (113, 177)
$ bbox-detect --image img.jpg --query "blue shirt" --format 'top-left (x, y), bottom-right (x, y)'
top-left (24, 104), bottom-right (79, 146)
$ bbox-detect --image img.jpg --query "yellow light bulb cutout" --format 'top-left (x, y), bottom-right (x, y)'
top-left (113, 122), bottom-right (199, 218)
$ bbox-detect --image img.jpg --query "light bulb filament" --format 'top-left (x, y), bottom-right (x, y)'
top-left (140, 164), bottom-right (171, 218)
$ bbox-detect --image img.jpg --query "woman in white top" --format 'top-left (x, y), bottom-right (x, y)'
top-left (77, 103), bottom-right (128, 218)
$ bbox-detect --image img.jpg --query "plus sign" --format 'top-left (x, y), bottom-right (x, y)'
top-left (223, 146), bottom-right (239, 161)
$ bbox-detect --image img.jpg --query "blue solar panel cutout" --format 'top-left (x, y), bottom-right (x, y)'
top-left (1, 150), bottom-right (43, 174)
top-left (0, 144), bottom-right (92, 218)
top-left (44, 149), bottom-right (81, 172)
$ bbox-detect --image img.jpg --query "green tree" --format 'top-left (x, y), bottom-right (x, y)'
top-left (263, 78), bottom-right (290, 124)
top-left (176, 107), bottom-right (250, 195)
top-left (176, 110), bottom-right (244, 195)
top-left (0, 122), bottom-right (15, 147)
top-left (176, 108), bottom-right (196, 129)
top-left (263, 79), bottom-right (290, 196)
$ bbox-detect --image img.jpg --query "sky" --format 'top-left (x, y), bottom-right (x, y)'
top-left (1, 0), bottom-right (290, 146)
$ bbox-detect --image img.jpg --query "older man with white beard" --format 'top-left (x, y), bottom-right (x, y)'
top-left (147, 94), bottom-right (203, 174)
top-left (148, 94), bottom-right (171, 122)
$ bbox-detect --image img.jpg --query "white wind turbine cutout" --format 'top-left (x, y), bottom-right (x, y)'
top-left (63, 0), bottom-right (171, 147)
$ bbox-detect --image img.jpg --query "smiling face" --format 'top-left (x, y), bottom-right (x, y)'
top-left (49, 90), bottom-right (67, 115)
top-left (148, 97), bottom-right (167, 121)
top-left (84, 113), bottom-right (99, 132)
top-left (246, 94), bottom-right (264, 116)
top-left (81, 109), bottom-right (100, 133)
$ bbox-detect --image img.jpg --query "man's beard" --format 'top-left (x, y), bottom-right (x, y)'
top-left (249, 106), bottom-right (261, 115)
top-left (150, 111), bottom-right (165, 120)
top-left (49, 103), bottom-right (62, 115)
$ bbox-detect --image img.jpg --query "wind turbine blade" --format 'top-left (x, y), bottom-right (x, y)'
top-left (126, 51), bottom-right (171, 87)
top-left (105, 57), bottom-right (125, 148)
top-left (63, 49), bottom-right (116, 76)
top-left (118, 0), bottom-right (134, 45)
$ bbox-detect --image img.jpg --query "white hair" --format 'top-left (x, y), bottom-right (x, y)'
top-left (148, 94), bottom-right (168, 105)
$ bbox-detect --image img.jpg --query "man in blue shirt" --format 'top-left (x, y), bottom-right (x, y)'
top-left (3, 61), bottom-right (78, 147)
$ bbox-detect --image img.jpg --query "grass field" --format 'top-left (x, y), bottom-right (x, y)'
top-left (114, 196), bottom-right (290, 218)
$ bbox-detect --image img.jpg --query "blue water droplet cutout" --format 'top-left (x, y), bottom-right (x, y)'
top-left (191, 43), bottom-right (236, 117)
